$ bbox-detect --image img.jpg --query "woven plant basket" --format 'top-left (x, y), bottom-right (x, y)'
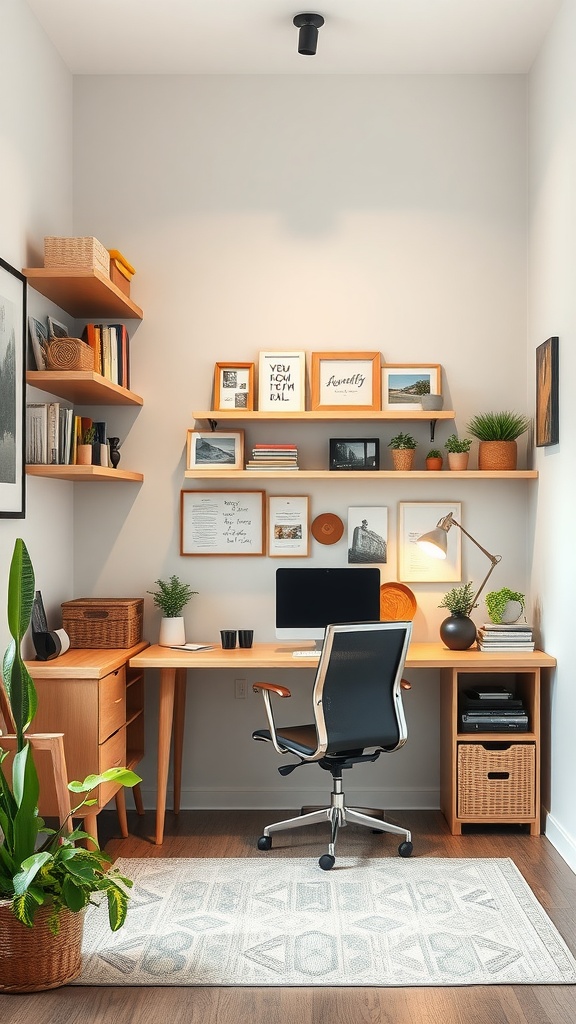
top-left (45, 337), bottom-right (95, 372)
top-left (478, 440), bottom-right (518, 471)
top-left (391, 449), bottom-right (415, 471)
top-left (0, 901), bottom-right (84, 993)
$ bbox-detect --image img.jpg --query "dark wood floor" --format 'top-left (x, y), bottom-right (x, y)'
top-left (4, 808), bottom-right (576, 1023)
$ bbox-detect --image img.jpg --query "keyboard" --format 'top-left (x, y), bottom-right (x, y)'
top-left (292, 650), bottom-right (320, 658)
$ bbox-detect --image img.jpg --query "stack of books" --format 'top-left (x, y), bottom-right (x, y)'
top-left (477, 622), bottom-right (535, 652)
top-left (460, 685), bottom-right (529, 732)
top-left (246, 443), bottom-right (299, 470)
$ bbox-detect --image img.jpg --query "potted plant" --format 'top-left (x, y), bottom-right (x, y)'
top-left (438, 581), bottom-right (477, 650)
top-left (77, 425), bottom-right (96, 466)
top-left (444, 433), bottom-right (472, 471)
top-left (485, 587), bottom-right (526, 624)
top-left (148, 573), bottom-right (197, 646)
top-left (425, 448), bottom-right (443, 471)
top-left (388, 432), bottom-right (417, 471)
top-left (413, 379), bottom-right (444, 411)
top-left (467, 410), bottom-right (531, 471)
top-left (0, 539), bottom-right (140, 993)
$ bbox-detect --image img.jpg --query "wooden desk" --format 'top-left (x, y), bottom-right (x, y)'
top-left (129, 642), bottom-right (556, 844)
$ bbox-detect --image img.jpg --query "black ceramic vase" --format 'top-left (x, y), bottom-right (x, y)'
top-left (108, 437), bottom-right (121, 469)
top-left (439, 613), bottom-right (477, 651)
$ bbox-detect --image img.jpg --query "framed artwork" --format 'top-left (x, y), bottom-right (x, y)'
top-left (381, 364), bottom-right (442, 411)
top-left (186, 429), bottom-right (244, 471)
top-left (258, 351), bottom-right (306, 411)
top-left (268, 495), bottom-right (310, 557)
top-left (398, 501), bottom-right (462, 583)
top-left (0, 257), bottom-right (26, 519)
top-left (311, 351), bottom-right (381, 411)
top-left (213, 362), bottom-right (255, 411)
top-left (536, 337), bottom-right (559, 447)
top-left (181, 490), bottom-right (265, 555)
top-left (347, 506), bottom-right (388, 564)
top-left (28, 315), bottom-right (48, 370)
top-left (47, 316), bottom-right (69, 339)
top-left (329, 437), bottom-right (380, 471)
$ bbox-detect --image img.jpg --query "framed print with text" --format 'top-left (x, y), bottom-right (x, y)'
top-left (0, 257), bottom-right (26, 518)
top-left (381, 364), bottom-right (442, 411)
top-left (536, 337), bottom-right (559, 447)
top-left (258, 351), bottom-right (306, 411)
top-left (186, 430), bottom-right (244, 471)
top-left (398, 502), bottom-right (462, 582)
top-left (311, 351), bottom-right (381, 411)
top-left (213, 362), bottom-right (254, 411)
top-left (181, 490), bottom-right (265, 555)
top-left (268, 495), bottom-right (310, 557)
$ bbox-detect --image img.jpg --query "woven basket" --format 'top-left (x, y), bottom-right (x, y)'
top-left (44, 236), bottom-right (110, 277)
top-left (478, 440), bottom-right (518, 471)
top-left (45, 337), bottom-right (96, 372)
top-left (457, 742), bottom-right (535, 819)
top-left (61, 598), bottom-right (144, 649)
top-left (0, 902), bottom-right (84, 993)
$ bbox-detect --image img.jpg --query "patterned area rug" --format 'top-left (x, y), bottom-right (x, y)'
top-left (75, 857), bottom-right (576, 987)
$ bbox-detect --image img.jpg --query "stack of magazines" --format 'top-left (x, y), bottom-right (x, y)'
top-left (477, 622), bottom-right (534, 652)
top-left (246, 444), bottom-right (299, 470)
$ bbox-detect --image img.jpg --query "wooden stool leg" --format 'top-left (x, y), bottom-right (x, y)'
top-left (115, 788), bottom-right (129, 838)
top-left (133, 782), bottom-right (145, 816)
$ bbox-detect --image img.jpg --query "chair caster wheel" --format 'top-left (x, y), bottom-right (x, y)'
top-left (257, 835), bottom-right (272, 851)
top-left (398, 841), bottom-right (413, 857)
top-left (319, 854), bottom-right (335, 871)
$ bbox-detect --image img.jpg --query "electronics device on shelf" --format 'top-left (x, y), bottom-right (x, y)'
top-left (460, 685), bottom-right (528, 731)
top-left (275, 567), bottom-right (381, 644)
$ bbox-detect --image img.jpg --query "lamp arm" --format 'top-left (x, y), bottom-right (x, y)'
top-left (450, 517), bottom-right (502, 612)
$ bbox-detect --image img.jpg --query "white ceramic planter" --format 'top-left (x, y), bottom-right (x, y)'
top-left (158, 616), bottom-right (185, 647)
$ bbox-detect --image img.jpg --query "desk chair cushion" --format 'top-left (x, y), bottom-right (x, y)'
top-left (253, 724), bottom-right (317, 757)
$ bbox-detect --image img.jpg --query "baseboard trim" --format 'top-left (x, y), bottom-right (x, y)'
top-left (545, 813), bottom-right (576, 876)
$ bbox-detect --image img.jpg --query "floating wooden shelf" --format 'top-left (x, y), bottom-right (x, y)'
top-left (184, 469), bottom-right (538, 480)
top-left (26, 370), bottom-right (143, 406)
top-left (22, 267), bottom-right (143, 319)
top-left (192, 409), bottom-right (456, 423)
top-left (26, 465), bottom-right (143, 482)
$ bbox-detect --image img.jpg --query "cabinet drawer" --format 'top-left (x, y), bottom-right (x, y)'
top-left (98, 726), bottom-right (127, 808)
top-left (99, 667), bottom-right (126, 743)
top-left (457, 742), bottom-right (535, 819)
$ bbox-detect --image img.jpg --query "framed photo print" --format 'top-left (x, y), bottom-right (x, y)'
top-left (268, 495), bottom-right (310, 557)
top-left (28, 315), bottom-right (48, 370)
top-left (213, 362), bottom-right (255, 411)
top-left (0, 257), bottom-right (26, 519)
top-left (381, 364), bottom-right (442, 411)
top-left (347, 506), bottom-right (388, 564)
top-left (329, 437), bottom-right (380, 471)
top-left (186, 429), bottom-right (244, 471)
top-left (398, 502), bottom-right (462, 583)
top-left (47, 316), bottom-right (69, 339)
top-left (181, 490), bottom-right (265, 555)
top-left (311, 352), bottom-right (381, 411)
top-left (536, 337), bottom-right (559, 447)
top-left (258, 351), bottom-right (306, 412)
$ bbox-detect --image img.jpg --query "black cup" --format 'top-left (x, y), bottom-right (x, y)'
top-left (220, 630), bottom-right (237, 649)
top-left (238, 630), bottom-right (254, 649)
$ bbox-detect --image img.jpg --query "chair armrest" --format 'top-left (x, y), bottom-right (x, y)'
top-left (252, 682), bottom-right (292, 755)
top-left (252, 682), bottom-right (291, 698)
top-left (401, 678), bottom-right (411, 690)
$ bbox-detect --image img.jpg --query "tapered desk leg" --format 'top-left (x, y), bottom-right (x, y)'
top-left (115, 788), bottom-right (129, 838)
top-left (133, 782), bottom-right (145, 816)
top-left (173, 668), bottom-right (187, 815)
top-left (156, 666), bottom-right (177, 845)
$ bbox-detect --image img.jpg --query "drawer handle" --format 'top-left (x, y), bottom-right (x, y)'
top-left (487, 771), bottom-right (509, 780)
top-left (114, 698), bottom-right (123, 704)
top-left (85, 610), bottom-right (109, 620)
top-left (113, 757), bottom-right (122, 766)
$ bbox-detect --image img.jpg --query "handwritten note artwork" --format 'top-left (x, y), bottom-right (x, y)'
top-left (258, 352), bottom-right (306, 411)
top-left (311, 352), bottom-right (381, 411)
top-left (181, 490), bottom-right (265, 555)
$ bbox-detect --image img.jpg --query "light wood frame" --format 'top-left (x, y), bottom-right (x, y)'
top-left (213, 362), bottom-right (255, 411)
top-left (381, 363), bottom-right (442, 411)
top-left (311, 351), bottom-right (381, 411)
top-left (268, 495), bottom-right (310, 557)
top-left (186, 429), bottom-right (245, 471)
top-left (181, 489), bottom-right (266, 555)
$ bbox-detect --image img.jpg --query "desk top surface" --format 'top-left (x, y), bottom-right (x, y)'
top-left (129, 641), bottom-right (556, 671)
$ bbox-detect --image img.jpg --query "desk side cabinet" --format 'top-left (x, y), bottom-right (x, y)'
top-left (25, 642), bottom-right (148, 842)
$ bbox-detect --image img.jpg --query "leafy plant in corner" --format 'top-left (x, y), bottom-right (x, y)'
top-left (0, 539), bottom-right (140, 933)
top-left (438, 582), bottom-right (476, 616)
top-left (444, 434), bottom-right (472, 454)
top-left (485, 587), bottom-right (525, 624)
top-left (467, 411), bottom-right (531, 442)
top-left (388, 432), bottom-right (417, 450)
top-left (148, 574), bottom-right (197, 618)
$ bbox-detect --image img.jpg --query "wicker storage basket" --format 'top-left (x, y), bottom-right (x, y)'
top-left (45, 337), bottom-right (96, 372)
top-left (44, 236), bottom-right (110, 277)
top-left (0, 902), bottom-right (84, 993)
top-left (61, 598), bottom-right (144, 649)
top-left (457, 742), bottom-right (535, 819)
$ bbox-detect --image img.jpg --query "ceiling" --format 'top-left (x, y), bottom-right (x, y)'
top-left (25, 0), bottom-right (561, 76)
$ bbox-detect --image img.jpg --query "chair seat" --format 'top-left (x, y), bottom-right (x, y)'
top-left (252, 724), bottom-right (317, 756)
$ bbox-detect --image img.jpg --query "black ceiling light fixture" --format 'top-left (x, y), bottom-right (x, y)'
top-left (293, 13), bottom-right (325, 56)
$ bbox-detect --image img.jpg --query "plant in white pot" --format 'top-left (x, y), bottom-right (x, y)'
top-left (148, 574), bottom-right (197, 646)
top-left (485, 587), bottom-right (526, 624)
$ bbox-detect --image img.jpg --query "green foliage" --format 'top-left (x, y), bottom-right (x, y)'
top-left (467, 411), bottom-right (531, 442)
top-left (2, 539), bottom-right (37, 749)
top-left (148, 574), bottom-right (197, 617)
top-left (426, 449), bottom-right (442, 459)
top-left (485, 587), bottom-right (525, 624)
top-left (388, 432), bottom-right (417, 450)
top-left (439, 582), bottom-right (476, 616)
top-left (412, 378), bottom-right (430, 395)
top-left (81, 426), bottom-right (96, 445)
top-left (444, 434), bottom-right (472, 453)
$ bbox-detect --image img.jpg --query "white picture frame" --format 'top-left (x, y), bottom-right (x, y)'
top-left (268, 495), bottom-right (310, 557)
top-left (398, 501), bottom-right (462, 582)
top-left (258, 351), bottom-right (306, 411)
top-left (347, 506), bottom-right (388, 564)
top-left (180, 490), bottom-right (265, 556)
top-left (47, 316), bottom-right (69, 339)
top-left (186, 430), bottom-right (244, 471)
top-left (28, 315), bottom-right (48, 370)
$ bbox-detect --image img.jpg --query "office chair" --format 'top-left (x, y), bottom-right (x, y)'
top-left (252, 620), bottom-right (413, 870)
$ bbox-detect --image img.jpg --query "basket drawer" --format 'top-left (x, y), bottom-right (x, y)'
top-left (457, 742), bottom-right (536, 819)
top-left (61, 598), bottom-right (143, 649)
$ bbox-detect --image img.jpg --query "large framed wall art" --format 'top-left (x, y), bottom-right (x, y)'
top-left (0, 258), bottom-right (26, 518)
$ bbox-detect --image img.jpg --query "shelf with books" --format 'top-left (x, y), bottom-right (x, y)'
top-left (26, 370), bottom-right (143, 407)
top-left (22, 267), bottom-right (143, 319)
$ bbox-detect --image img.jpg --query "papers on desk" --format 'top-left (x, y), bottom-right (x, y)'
top-left (169, 643), bottom-right (214, 651)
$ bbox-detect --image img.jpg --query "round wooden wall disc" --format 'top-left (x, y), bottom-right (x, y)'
top-left (311, 513), bottom-right (344, 545)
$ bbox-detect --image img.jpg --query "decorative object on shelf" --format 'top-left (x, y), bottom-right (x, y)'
top-left (108, 249), bottom-right (135, 297)
top-left (28, 315), bottom-right (48, 370)
top-left (181, 489), bottom-right (266, 556)
top-left (148, 574), bottom-right (197, 647)
top-left (0, 257), bottom-right (26, 519)
top-left (425, 448), bottom-right (443, 470)
top-left (388, 432), bottom-right (417, 470)
top-left (77, 424), bottom-right (96, 466)
top-left (398, 502), bottom-right (462, 582)
top-left (45, 336), bottom-right (95, 372)
top-left (536, 336), bottom-right (559, 447)
top-left (186, 429), bottom-right (244, 471)
top-left (467, 410), bottom-right (531, 471)
top-left (311, 512), bottom-right (344, 545)
top-left (31, 589), bottom-right (70, 661)
top-left (437, 582), bottom-right (478, 650)
top-left (485, 587), bottom-right (526, 624)
top-left (258, 351), bottom-right (306, 412)
top-left (268, 495), bottom-right (310, 557)
top-left (329, 437), bottom-right (379, 471)
top-left (379, 582), bottom-right (417, 621)
top-left (347, 506), bottom-right (388, 564)
top-left (108, 437), bottom-right (121, 468)
top-left (47, 316), bottom-right (68, 339)
top-left (420, 394), bottom-right (444, 411)
top-left (43, 235), bottom-right (110, 277)
top-left (213, 362), bottom-right (255, 411)
top-left (444, 433), bottom-right (472, 470)
top-left (311, 351), bottom-right (381, 411)
top-left (381, 364), bottom-right (441, 411)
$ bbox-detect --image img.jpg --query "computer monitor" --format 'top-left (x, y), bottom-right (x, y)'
top-left (275, 567), bottom-right (381, 642)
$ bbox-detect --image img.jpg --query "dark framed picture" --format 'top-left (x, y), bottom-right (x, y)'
top-left (329, 437), bottom-right (380, 471)
top-left (536, 336), bottom-right (559, 447)
top-left (0, 257), bottom-right (26, 518)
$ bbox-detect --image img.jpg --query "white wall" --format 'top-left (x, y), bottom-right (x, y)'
top-left (528, 0), bottom-right (576, 870)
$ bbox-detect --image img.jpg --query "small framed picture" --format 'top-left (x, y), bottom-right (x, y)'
top-left (181, 490), bottom-right (265, 555)
top-left (47, 316), bottom-right (69, 339)
top-left (213, 363), bottom-right (255, 411)
top-left (311, 352), bottom-right (381, 411)
top-left (536, 337), bottom-right (559, 447)
top-left (398, 501), bottom-right (462, 582)
top-left (258, 351), bottom-right (306, 411)
top-left (186, 430), bottom-right (244, 471)
top-left (381, 364), bottom-right (442, 411)
top-left (347, 506), bottom-right (388, 564)
top-left (28, 315), bottom-right (48, 370)
top-left (329, 437), bottom-right (380, 471)
top-left (268, 495), bottom-right (310, 557)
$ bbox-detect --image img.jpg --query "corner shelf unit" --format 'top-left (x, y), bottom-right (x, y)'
top-left (22, 268), bottom-right (143, 319)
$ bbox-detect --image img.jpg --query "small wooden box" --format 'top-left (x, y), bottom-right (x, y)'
top-left (110, 261), bottom-right (131, 296)
top-left (61, 598), bottom-right (143, 649)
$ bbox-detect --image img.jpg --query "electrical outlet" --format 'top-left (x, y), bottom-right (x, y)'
top-left (234, 678), bottom-right (247, 699)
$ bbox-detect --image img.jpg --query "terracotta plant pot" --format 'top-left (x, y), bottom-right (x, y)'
top-left (391, 449), bottom-right (415, 471)
top-left (447, 452), bottom-right (469, 471)
top-left (478, 440), bottom-right (517, 471)
top-left (76, 444), bottom-right (93, 466)
top-left (426, 457), bottom-right (443, 471)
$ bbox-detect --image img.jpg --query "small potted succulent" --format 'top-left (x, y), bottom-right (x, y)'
top-left (388, 432), bottom-right (417, 471)
top-left (467, 411), bottom-right (531, 471)
top-left (438, 582), bottom-right (477, 650)
top-left (425, 448), bottom-right (443, 471)
top-left (444, 434), bottom-right (472, 471)
top-left (77, 425), bottom-right (96, 466)
top-left (148, 574), bottom-right (198, 646)
top-left (485, 587), bottom-right (526, 624)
